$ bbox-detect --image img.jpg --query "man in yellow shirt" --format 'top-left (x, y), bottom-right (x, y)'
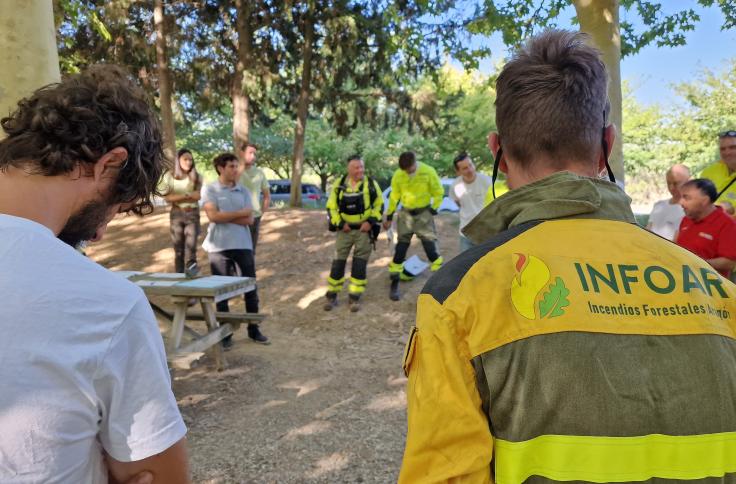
top-left (238, 142), bottom-right (271, 254)
top-left (700, 130), bottom-right (736, 204)
top-left (382, 151), bottom-right (444, 301)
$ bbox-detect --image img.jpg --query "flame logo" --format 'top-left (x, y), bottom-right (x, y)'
top-left (511, 253), bottom-right (551, 319)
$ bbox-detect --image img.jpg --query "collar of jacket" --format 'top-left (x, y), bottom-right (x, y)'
top-left (462, 171), bottom-right (637, 244)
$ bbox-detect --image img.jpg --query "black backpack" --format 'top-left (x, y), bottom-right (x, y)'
top-left (327, 175), bottom-right (379, 232)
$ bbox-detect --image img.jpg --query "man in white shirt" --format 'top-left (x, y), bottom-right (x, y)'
top-left (450, 152), bottom-right (493, 252)
top-left (0, 66), bottom-right (189, 483)
top-left (647, 164), bottom-right (690, 240)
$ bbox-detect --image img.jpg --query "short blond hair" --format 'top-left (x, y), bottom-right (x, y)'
top-left (495, 30), bottom-right (609, 168)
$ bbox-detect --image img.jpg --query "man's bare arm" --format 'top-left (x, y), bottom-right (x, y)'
top-left (707, 257), bottom-right (736, 274)
top-left (107, 437), bottom-right (190, 484)
top-left (261, 188), bottom-right (271, 213)
top-left (231, 215), bottom-right (254, 226)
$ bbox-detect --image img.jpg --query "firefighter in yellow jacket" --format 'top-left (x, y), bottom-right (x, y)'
top-left (400, 30), bottom-right (736, 483)
top-left (324, 155), bottom-right (383, 312)
top-left (383, 151), bottom-right (444, 301)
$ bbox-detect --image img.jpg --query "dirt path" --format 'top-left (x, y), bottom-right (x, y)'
top-left (87, 208), bottom-right (461, 483)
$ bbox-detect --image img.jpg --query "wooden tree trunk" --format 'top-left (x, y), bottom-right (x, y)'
top-left (232, 0), bottom-right (253, 150)
top-left (289, 7), bottom-right (315, 207)
top-left (574, 0), bottom-right (624, 184)
top-left (231, 74), bottom-right (251, 151)
top-left (0, 0), bottom-right (60, 128)
top-left (153, 0), bottom-right (177, 164)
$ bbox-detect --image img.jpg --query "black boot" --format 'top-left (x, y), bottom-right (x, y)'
top-left (324, 292), bottom-right (338, 311)
top-left (247, 323), bottom-right (270, 345)
top-left (389, 279), bottom-right (400, 301)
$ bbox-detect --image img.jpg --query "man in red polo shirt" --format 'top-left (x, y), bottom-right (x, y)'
top-left (677, 178), bottom-right (736, 277)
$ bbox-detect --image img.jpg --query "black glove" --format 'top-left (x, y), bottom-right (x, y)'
top-left (429, 207), bottom-right (438, 216)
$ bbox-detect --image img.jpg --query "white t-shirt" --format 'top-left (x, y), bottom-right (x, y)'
top-left (648, 198), bottom-right (685, 241)
top-left (0, 215), bottom-right (186, 483)
top-left (451, 173), bottom-right (493, 232)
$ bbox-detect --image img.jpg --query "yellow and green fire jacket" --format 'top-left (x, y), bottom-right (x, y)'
top-left (400, 171), bottom-right (736, 484)
top-left (326, 175), bottom-right (383, 226)
top-left (387, 162), bottom-right (444, 216)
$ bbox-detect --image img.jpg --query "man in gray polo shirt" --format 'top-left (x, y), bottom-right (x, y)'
top-left (202, 152), bottom-right (269, 346)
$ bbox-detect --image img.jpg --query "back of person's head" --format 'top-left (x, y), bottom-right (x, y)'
top-left (495, 29), bottom-right (609, 169)
top-left (683, 178), bottom-right (718, 203)
top-left (213, 152), bottom-right (238, 175)
top-left (398, 151), bottom-right (416, 170)
top-left (453, 152), bottom-right (469, 170)
top-left (0, 64), bottom-right (166, 215)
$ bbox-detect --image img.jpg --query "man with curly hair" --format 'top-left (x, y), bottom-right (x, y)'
top-left (0, 66), bottom-right (189, 482)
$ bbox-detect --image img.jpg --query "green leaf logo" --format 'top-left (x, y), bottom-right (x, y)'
top-left (538, 277), bottom-right (570, 318)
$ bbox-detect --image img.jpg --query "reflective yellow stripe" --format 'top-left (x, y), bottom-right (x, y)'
top-left (389, 262), bottom-right (403, 274)
top-left (495, 432), bottom-right (736, 484)
top-left (430, 256), bottom-right (443, 271)
top-left (327, 277), bottom-right (345, 292)
top-left (348, 284), bottom-right (366, 294)
top-left (349, 277), bottom-right (367, 294)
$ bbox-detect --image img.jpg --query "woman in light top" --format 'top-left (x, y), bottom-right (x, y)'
top-left (162, 148), bottom-right (203, 274)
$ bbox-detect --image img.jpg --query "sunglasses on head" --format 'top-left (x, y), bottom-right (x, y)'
top-left (719, 130), bottom-right (736, 138)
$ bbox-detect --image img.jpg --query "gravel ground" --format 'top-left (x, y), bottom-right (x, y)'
top-left (87, 208), bottom-right (461, 483)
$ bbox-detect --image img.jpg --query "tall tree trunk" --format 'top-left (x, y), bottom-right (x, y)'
top-left (289, 6), bottom-right (315, 207)
top-left (0, 0), bottom-right (60, 129)
top-left (153, 0), bottom-right (176, 164)
top-left (232, 0), bottom-right (253, 151)
top-left (574, 0), bottom-right (624, 184)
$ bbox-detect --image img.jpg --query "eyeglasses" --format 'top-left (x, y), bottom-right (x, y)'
top-left (719, 130), bottom-right (736, 138)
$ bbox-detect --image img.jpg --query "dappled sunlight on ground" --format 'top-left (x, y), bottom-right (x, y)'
top-left (365, 390), bottom-right (407, 412)
top-left (85, 207), bottom-right (461, 482)
top-left (177, 394), bottom-right (211, 408)
top-left (278, 377), bottom-right (332, 397)
top-left (283, 420), bottom-right (332, 441)
top-left (254, 400), bottom-right (289, 413)
top-left (298, 287), bottom-right (328, 309)
top-left (387, 374), bottom-right (408, 387)
top-left (306, 452), bottom-right (351, 479)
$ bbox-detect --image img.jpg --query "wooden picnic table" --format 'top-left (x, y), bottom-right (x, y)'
top-left (117, 271), bottom-right (258, 370)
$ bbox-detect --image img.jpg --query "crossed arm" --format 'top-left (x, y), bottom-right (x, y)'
top-left (165, 192), bottom-right (200, 204)
top-left (203, 201), bottom-right (253, 226)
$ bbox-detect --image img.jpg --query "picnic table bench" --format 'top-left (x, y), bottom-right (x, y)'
top-left (116, 271), bottom-right (263, 370)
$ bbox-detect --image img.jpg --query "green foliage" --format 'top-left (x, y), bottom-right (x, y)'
top-left (666, 60), bottom-right (736, 172)
top-left (175, 111), bottom-right (233, 182)
top-left (623, 59), bottom-right (736, 203)
top-left (470, 1), bottom-right (735, 58)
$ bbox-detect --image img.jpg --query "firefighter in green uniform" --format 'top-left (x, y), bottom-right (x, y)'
top-left (324, 155), bottom-right (383, 312)
top-left (383, 151), bottom-right (445, 301)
